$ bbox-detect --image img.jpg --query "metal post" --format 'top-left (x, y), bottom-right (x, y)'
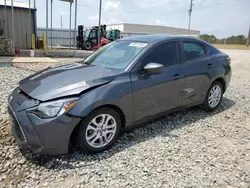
top-left (69, 1), bottom-right (72, 49)
top-left (11, 0), bottom-right (15, 53)
top-left (60, 15), bottom-right (62, 29)
top-left (4, 0), bottom-right (7, 38)
top-left (29, 0), bottom-right (31, 48)
top-left (51, 0), bottom-right (53, 50)
top-left (46, 0), bottom-right (49, 54)
top-left (34, 0), bottom-right (37, 49)
top-left (98, 0), bottom-right (102, 49)
top-left (247, 26), bottom-right (250, 47)
top-left (73, 0), bottom-right (77, 56)
top-left (188, 0), bottom-right (194, 35)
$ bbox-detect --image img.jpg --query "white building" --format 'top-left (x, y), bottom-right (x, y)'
top-left (106, 23), bottom-right (200, 38)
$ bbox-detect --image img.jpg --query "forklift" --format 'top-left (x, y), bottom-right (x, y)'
top-left (77, 25), bottom-right (121, 50)
top-left (77, 25), bottom-right (108, 50)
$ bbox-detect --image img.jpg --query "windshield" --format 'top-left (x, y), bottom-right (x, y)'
top-left (84, 41), bottom-right (148, 70)
top-left (106, 31), bottom-right (111, 38)
top-left (84, 29), bottom-right (91, 37)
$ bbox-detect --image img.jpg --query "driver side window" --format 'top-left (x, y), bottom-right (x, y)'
top-left (141, 42), bottom-right (178, 68)
top-left (89, 30), bottom-right (97, 38)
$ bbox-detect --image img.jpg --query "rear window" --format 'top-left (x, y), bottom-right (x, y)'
top-left (183, 42), bottom-right (206, 61)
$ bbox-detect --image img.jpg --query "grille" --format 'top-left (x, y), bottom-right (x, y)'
top-left (8, 107), bottom-right (26, 142)
top-left (12, 117), bottom-right (26, 142)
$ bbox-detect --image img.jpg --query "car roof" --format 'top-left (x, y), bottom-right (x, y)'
top-left (120, 34), bottom-right (203, 43)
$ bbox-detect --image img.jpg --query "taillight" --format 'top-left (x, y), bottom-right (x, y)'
top-left (226, 57), bottom-right (231, 64)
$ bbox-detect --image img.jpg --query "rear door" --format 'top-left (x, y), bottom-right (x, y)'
top-left (130, 41), bottom-right (185, 122)
top-left (179, 40), bottom-right (212, 106)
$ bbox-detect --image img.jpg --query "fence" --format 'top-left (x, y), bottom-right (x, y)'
top-left (37, 27), bottom-right (148, 47)
top-left (37, 28), bottom-right (77, 47)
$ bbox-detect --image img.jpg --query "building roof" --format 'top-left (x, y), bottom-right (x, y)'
top-left (0, 0), bottom-right (35, 9)
top-left (107, 23), bottom-right (200, 33)
top-left (121, 34), bottom-right (201, 43)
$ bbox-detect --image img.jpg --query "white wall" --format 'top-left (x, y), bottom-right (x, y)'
top-left (106, 23), bottom-right (200, 36)
top-left (106, 24), bottom-right (124, 32)
top-left (123, 24), bottom-right (200, 36)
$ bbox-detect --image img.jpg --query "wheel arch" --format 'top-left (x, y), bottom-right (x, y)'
top-left (69, 104), bottom-right (126, 147)
top-left (92, 104), bottom-right (126, 129)
top-left (212, 77), bottom-right (226, 93)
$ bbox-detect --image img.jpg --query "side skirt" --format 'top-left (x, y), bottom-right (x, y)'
top-left (124, 102), bottom-right (202, 132)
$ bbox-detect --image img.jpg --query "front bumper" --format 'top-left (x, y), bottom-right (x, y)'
top-left (8, 88), bottom-right (81, 155)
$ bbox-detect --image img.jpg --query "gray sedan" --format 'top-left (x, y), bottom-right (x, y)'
top-left (8, 35), bottom-right (231, 155)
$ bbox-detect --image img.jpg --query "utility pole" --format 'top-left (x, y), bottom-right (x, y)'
top-left (188, 0), bottom-right (194, 35)
top-left (98, 0), bottom-right (102, 49)
top-left (247, 26), bottom-right (250, 47)
top-left (61, 14), bottom-right (63, 29)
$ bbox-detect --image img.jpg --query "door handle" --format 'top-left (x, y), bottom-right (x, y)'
top-left (207, 63), bottom-right (213, 68)
top-left (173, 74), bottom-right (184, 80)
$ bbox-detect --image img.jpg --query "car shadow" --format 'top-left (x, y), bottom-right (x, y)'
top-left (21, 97), bottom-right (235, 170)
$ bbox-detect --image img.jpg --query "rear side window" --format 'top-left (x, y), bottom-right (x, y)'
top-left (141, 42), bottom-right (178, 67)
top-left (206, 44), bottom-right (221, 55)
top-left (183, 42), bottom-right (206, 61)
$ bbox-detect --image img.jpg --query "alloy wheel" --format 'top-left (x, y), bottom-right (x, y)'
top-left (85, 114), bottom-right (117, 148)
top-left (208, 85), bottom-right (222, 108)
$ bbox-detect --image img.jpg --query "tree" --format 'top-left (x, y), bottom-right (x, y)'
top-left (199, 34), bottom-right (217, 44)
top-left (226, 35), bottom-right (246, 45)
top-left (200, 33), bottom-right (247, 45)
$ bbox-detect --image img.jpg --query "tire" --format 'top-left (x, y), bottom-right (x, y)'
top-left (84, 41), bottom-right (93, 50)
top-left (202, 81), bottom-right (223, 112)
top-left (78, 108), bottom-right (122, 154)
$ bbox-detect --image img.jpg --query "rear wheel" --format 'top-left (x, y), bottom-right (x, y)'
top-left (84, 41), bottom-right (93, 50)
top-left (203, 81), bottom-right (223, 111)
top-left (78, 108), bottom-right (121, 154)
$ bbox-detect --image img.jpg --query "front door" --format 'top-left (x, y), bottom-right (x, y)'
top-left (130, 41), bottom-right (185, 122)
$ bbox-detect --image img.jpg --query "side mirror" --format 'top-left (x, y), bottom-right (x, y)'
top-left (143, 63), bottom-right (164, 75)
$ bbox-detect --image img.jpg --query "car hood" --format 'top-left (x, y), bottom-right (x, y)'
top-left (19, 63), bottom-right (117, 101)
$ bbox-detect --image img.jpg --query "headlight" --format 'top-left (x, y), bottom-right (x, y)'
top-left (27, 98), bottom-right (78, 118)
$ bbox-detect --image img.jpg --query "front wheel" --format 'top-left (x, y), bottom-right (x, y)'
top-left (78, 108), bottom-right (121, 154)
top-left (202, 81), bottom-right (223, 111)
top-left (84, 41), bottom-right (93, 50)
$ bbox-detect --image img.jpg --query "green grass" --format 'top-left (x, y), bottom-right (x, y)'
top-left (212, 44), bottom-right (250, 50)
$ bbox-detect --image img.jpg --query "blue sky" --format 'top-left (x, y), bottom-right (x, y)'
top-left (15, 0), bottom-right (250, 38)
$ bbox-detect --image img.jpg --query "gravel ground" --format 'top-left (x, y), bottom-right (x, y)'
top-left (10, 58), bottom-right (83, 72)
top-left (0, 51), bottom-right (250, 188)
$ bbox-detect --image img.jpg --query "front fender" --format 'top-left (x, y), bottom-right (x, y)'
top-left (68, 73), bottom-right (134, 126)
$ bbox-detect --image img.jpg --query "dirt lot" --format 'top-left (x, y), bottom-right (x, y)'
top-left (213, 44), bottom-right (250, 50)
top-left (0, 50), bottom-right (250, 188)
